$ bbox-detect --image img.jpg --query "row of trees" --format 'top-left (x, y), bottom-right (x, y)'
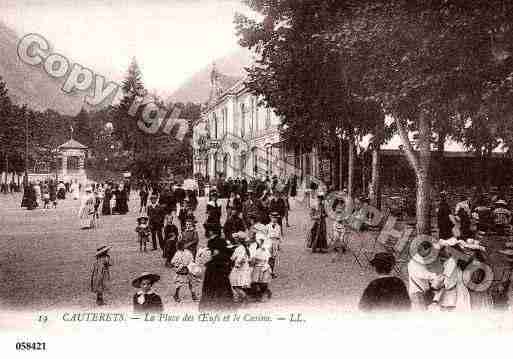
top-left (0, 58), bottom-right (201, 183)
top-left (235, 0), bottom-right (513, 234)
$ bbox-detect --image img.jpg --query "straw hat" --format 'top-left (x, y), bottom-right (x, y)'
top-left (95, 245), bottom-right (111, 257)
top-left (232, 231), bottom-right (247, 240)
top-left (253, 223), bottom-right (267, 233)
top-left (369, 252), bottom-right (396, 269)
top-left (132, 272), bottom-right (161, 288)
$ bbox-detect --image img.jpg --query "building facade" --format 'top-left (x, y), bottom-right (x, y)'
top-left (193, 69), bottom-right (320, 183)
top-left (27, 138), bottom-right (88, 184)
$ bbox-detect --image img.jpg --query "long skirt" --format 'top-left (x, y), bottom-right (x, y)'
top-left (229, 263), bottom-right (251, 288)
top-left (102, 197), bottom-right (112, 215)
top-left (57, 188), bottom-right (66, 200)
top-left (251, 266), bottom-right (272, 284)
top-left (80, 213), bottom-right (95, 228)
top-left (307, 219), bottom-right (328, 251)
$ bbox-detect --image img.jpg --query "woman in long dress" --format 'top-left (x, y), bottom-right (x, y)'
top-left (102, 184), bottom-right (112, 215)
top-left (307, 192), bottom-right (328, 253)
top-left (79, 187), bottom-right (95, 229)
top-left (199, 230), bottom-right (234, 312)
top-left (118, 185), bottom-right (129, 214)
top-left (71, 181), bottom-right (80, 200)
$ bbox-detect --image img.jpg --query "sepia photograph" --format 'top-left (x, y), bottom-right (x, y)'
top-left (1, 0), bottom-right (513, 356)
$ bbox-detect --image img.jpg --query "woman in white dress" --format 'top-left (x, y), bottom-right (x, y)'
top-left (79, 187), bottom-right (95, 229)
top-left (229, 232), bottom-right (252, 303)
top-left (33, 182), bottom-right (41, 207)
top-left (434, 239), bottom-right (471, 312)
top-left (71, 180), bottom-right (80, 200)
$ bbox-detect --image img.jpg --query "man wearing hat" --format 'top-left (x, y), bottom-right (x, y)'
top-left (90, 246), bottom-right (112, 306)
top-left (132, 272), bottom-right (163, 313)
top-left (206, 190), bottom-right (222, 226)
top-left (359, 252), bottom-right (411, 312)
top-left (268, 191), bottom-right (287, 230)
top-left (242, 190), bottom-right (262, 227)
top-left (147, 194), bottom-right (166, 251)
top-left (493, 199), bottom-right (511, 235)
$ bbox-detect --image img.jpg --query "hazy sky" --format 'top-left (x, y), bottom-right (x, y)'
top-left (0, 0), bottom-right (253, 95)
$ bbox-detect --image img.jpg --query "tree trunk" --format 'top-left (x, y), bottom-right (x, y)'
top-left (347, 137), bottom-right (355, 200)
top-left (369, 145), bottom-right (381, 209)
top-left (435, 131), bottom-right (446, 188)
top-left (5, 152), bottom-right (8, 181)
top-left (396, 114), bottom-right (432, 235)
top-left (339, 137), bottom-right (344, 190)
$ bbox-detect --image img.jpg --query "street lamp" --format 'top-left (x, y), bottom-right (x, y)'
top-left (336, 127), bottom-right (345, 190)
top-left (24, 111), bottom-right (29, 186)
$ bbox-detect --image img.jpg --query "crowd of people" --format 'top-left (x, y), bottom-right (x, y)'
top-left (91, 176), bottom-right (292, 311)
top-left (16, 172), bottom-right (513, 313)
top-left (320, 187), bottom-right (513, 313)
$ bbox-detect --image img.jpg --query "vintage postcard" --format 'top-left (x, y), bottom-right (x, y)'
top-left (1, 0), bottom-right (513, 357)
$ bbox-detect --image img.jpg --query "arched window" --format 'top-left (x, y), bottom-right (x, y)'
top-left (265, 108), bottom-right (271, 129)
top-left (240, 103), bottom-right (246, 138)
top-left (68, 156), bottom-right (80, 170)
top-left (255, 98), bottom-right (259, 133)
top-left (223, 107), bottom-right (228, 137)
top-left (213, 113), bottom-right (218, 139)
top-left (250, 97), bottom-right (255, 137)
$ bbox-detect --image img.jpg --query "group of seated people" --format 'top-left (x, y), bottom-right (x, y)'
top-left (439, 192), bottom-right (512, 239)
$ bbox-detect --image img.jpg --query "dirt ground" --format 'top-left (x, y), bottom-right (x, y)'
top-left (0, 192), bottom-right (400, 313)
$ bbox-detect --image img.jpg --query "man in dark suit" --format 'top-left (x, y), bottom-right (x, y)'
top-left (147, 194), bottom-right (165, 251)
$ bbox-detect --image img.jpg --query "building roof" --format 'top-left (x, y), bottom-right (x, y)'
top-left (58, 139), bottom-right (88, 150)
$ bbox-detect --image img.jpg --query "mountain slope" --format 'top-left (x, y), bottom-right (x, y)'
top-left (167, 47), bottom-right (256, 104)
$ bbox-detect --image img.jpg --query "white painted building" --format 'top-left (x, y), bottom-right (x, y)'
top-left (193, 66), bottom-right (320, 182)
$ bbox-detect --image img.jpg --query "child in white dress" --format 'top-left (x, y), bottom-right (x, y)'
top-left (266, 212), bottom-right (282, 278)
top-left (171, 241), bottom-right (198, 302)
top-left (251, 232), bottom-right (272, 302)
top-left (229, 232), bottom-right (252, 303)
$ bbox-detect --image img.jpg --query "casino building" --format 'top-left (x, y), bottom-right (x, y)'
top-left (193, 66), bottom-right (513, 190)
top-left (193, 65), bottom-right (321, 183)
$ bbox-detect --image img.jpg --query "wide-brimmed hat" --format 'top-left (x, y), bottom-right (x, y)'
top-left (132, 272), bottom-right (160, 288)
top-left (204, 222), bottom-right (222, 234)
top-left (85, 186), bottom-right (93, 192)
top-left (412, 241), bottom-right (441, 265)
top-left (439, 237), bottom-right (461, 247)
top-left (95, 245), bottom-right (111, 257)
top-left (334, 191), bottom-right (346, 200)
top-left (370, 252), bottom-right (396, 268)
top-left (232, 231), bottom-right (247, 240)
top-left (207, 237), bottom-right (228, 251)
top-left (270, 211), bottom-right (280, 218)
top-left (496, 199), bottom-right (507, 206)
top-left (253, 223), bottom-right (267, 233)
top-left (317, 191), bottom-right (325, 198)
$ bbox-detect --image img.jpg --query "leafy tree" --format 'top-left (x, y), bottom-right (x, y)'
top-left (324, 0), bottom-right (513, 233)
top-left (112, 57), bottom-right (147, 160)
top-left (0, 77), bottom-right (25, 175)
top-left (235, 0), bottom-right (388, 200)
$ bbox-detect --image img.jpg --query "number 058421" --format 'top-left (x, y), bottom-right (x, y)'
top-left (16, 342), bottom-right (46, 350)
